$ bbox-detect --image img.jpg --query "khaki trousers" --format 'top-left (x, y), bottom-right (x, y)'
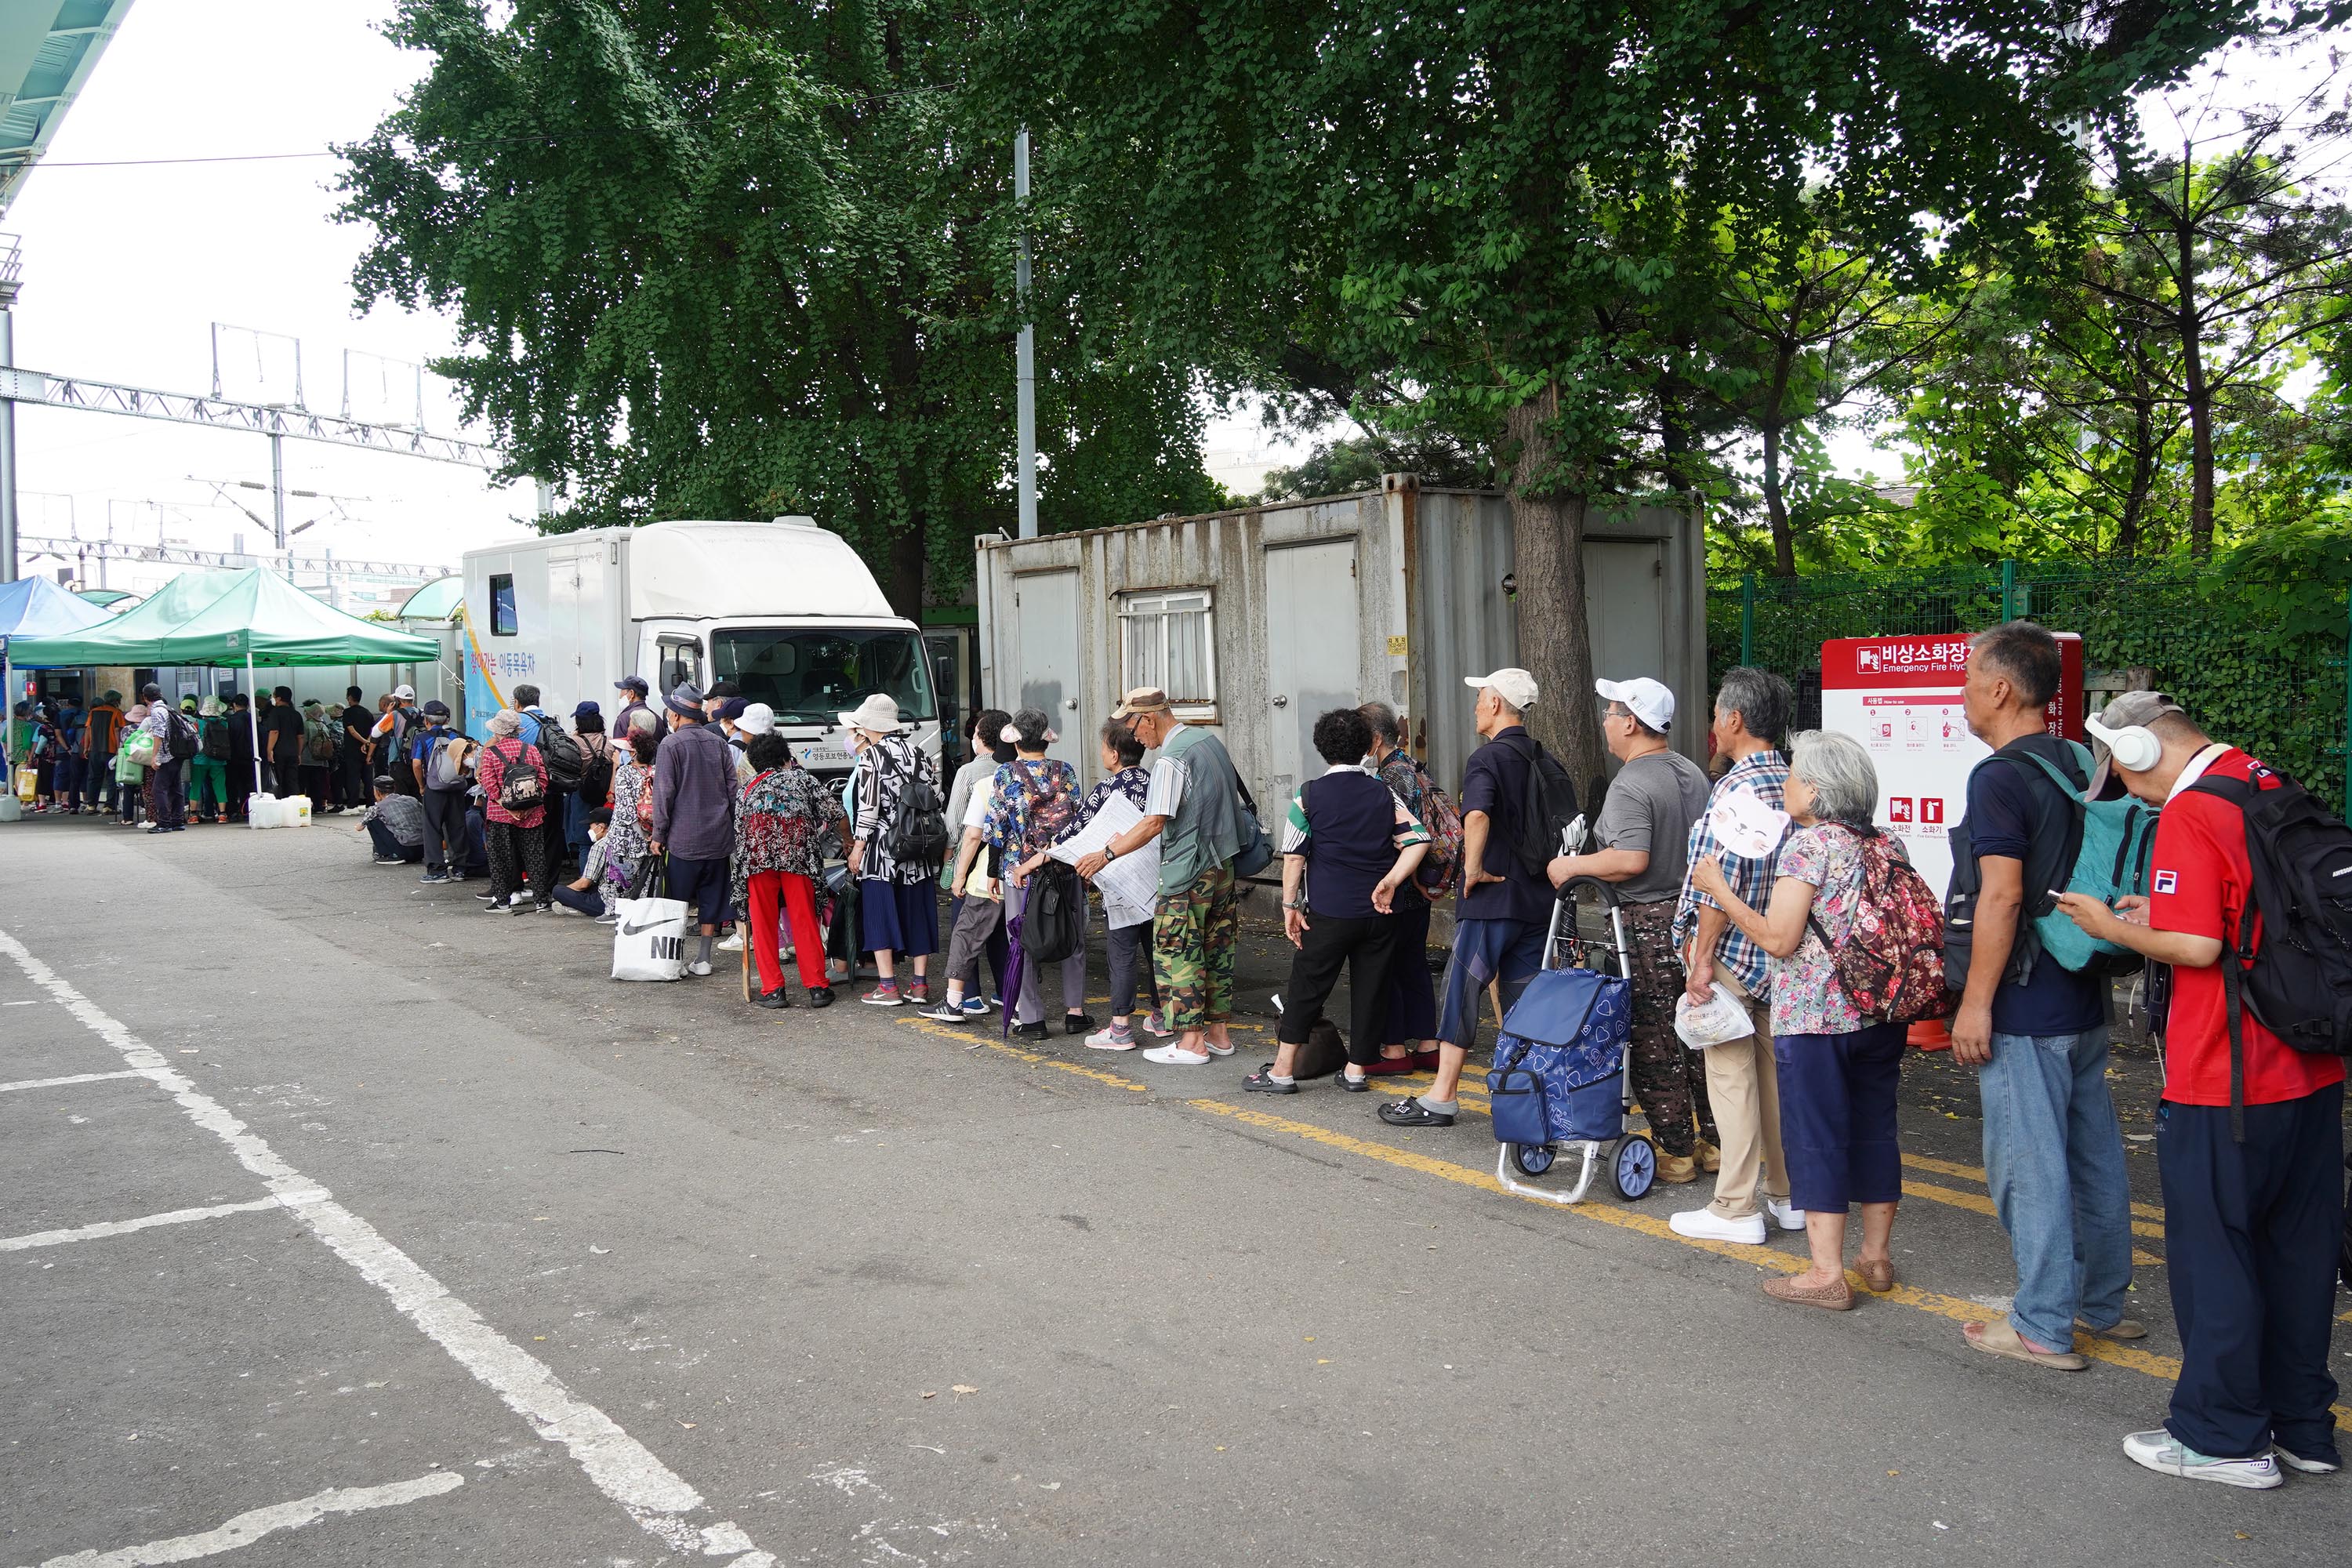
top-left (1703, 971), bottom-right (1791, 1219)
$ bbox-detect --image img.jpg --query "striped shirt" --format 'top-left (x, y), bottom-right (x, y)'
top-left (1671, 750), bottom-right (1791, 996)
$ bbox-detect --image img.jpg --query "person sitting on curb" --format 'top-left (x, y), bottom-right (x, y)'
top-left (548, 808), bottom-right (617, 918)
top-left (356, 774), bottom-right (426, 864)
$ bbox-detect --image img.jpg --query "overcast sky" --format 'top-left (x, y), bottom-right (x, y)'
top-left (6, 3), bottom-right (2329, 574)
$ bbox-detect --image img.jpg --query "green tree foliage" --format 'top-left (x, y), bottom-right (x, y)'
top-left (986, 0), bottom-right (2249, 774)
top-left (1253, 430), bottom-right (1499, 502)
top-left (336, 0), bottom-right (1225, 615)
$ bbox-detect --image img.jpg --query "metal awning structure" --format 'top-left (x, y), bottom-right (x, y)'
top-left (0, 1), bottom-right (136, 219)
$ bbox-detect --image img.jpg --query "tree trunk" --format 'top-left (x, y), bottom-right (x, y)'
top-left (1762, 419), bottom-right (1795, 577)
top-left (1503, 383), bottom-right (1608, 799)
top-left (2118, 388), bottom-right (2153, 558)
top-left (2177, 216), bottom-right (2216, 556)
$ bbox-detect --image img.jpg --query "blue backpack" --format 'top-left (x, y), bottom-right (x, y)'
top-left (1951, 739), bottom-right (2155, 978)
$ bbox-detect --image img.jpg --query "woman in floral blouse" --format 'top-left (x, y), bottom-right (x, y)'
top-left (844, 695), bottom-right (942, 1007)
top-left (1014, 720), bottom-right (1163, 1048)
top-left (1692, 728), bottom-right (1900, 1314)
top-left (984, 707), bottom-right (1091, 1040)
top-left (603, 728), bottom-right (662, 907)
top-left (731, 731), bottom-right (850, 1009)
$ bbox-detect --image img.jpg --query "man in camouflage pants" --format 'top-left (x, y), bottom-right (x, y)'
top-left (1153, 862), bottom-right (1238, 1034)
top-left (1548, 677), bottom-right (1719, 1182)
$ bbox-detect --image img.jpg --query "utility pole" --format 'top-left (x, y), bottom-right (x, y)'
top-left (1014, 129), bottom-right (1037, 540)
top-left (269, 431), bottom-right (288, 578)
top-left (0, 236), bottom-right (20, 583)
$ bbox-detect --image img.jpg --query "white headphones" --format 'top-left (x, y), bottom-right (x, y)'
top-left (2085, 717), bottom-right (2161, 774)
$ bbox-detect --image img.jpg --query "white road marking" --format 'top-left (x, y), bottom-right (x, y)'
top-left (0, 928), bottom-right (775, 1566)
top-left (0, 1198), bottom-right (283, 1252)
top-left (0, 1070), bottom-right (143, 1094)
top-left (23, 1471), bottom-right (464, 1566)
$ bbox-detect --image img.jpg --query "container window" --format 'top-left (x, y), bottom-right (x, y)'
top-left (1117, 590), bottom-right (1217, 718)
top-left (488, 574), bottom-right (517, 637)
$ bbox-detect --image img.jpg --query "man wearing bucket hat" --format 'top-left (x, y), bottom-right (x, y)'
top-left (843, 692), bottom-right (943, 1006)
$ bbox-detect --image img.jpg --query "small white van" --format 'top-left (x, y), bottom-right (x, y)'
top-left (460, 517), bottom-right (939, 782)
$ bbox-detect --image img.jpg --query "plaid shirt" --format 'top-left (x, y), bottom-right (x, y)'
top-left (1671, 750), bottom-right (1790, 996)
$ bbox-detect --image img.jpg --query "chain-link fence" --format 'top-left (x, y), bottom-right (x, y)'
top-left (1708, 558), bottom-right (2352, 818)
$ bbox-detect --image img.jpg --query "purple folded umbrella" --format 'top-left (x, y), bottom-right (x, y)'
top-left (1001, 912), bottom-right (1027, 1038)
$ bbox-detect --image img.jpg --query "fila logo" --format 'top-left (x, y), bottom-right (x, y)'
top-left (2153, 870), bottom-right (2178, 895)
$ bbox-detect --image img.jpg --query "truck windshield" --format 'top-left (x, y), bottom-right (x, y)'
top-left (710, 628), bottom-right (937, 727)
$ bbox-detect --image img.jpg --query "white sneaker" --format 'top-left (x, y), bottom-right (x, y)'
top-left (1142, 1044), bottom-right (1210, 1065)
top-left (1764, 1196), bottom-right (1808, 1232)
top-left (686, 959), bottom-right (714, 978)
top-left (715, 931), bottom-right (745, 952)
top-left (2123, 1430), bottom-right (2281, 1489)
top-left (2274, 1444), bottom-right (2342, 1475)
top-left (1668, 1207), bottom-right (1768, 1245)
top-left (1084, 1026), bottom-right (1139, 1051)
top-left (546, 903), bottom-right (582, 917)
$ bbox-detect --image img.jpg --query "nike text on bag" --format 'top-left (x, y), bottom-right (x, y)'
top-left (2186, 765), bottom-right (2352, 1132)
top-left (535, 720), bottom-right (586, 790)
top-left (610, 895), bottom-right (691, 982)
top-left (1810, 824), bottom-right (1948, 1025)
top-left (1023, 861), bottom-right (1087, 964)
top-left (1502, 735), bottom-right (1579, 880)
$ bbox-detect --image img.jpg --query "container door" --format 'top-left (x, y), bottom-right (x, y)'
top-left (545, 545), bottom-right (583, 712)
top-left (1583, 537), bottom-right (1667, 703)
top-left (1264, 539), bottom-right (1360, 807)
top-left (1012, 570), bottom-right (1084, 769)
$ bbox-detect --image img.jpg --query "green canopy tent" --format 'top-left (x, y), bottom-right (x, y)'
top-left (7, 568), bottom-right (441, 814)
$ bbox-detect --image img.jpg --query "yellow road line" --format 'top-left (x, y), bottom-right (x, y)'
top-left (1904, 1152), bottom-right (2166, 1222)
top-left (1188, 1098), bottom-right (2349, 1428)
top-left (891, 1015), bottom-right (1149, 1092)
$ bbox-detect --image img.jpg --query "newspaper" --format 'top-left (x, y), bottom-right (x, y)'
top-left (1047, 792), bottom-right (1160, 927)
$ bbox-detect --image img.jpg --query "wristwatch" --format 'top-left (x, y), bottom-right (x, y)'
top-left (1102, 845), bottom-right (1119, 862)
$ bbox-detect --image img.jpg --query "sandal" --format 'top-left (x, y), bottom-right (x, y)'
top-left (1965, 1317), bottom-right (2087, 1370)
top-left (1856, 1258), bottom-right (1897, 1293)
top-left (1762, 1275), bottom-right (1854, 1312)
top-left (2076, 1316), bottom-right (2148, 1341)
top-left (1377, 1097), bottom-right (1455, 1127)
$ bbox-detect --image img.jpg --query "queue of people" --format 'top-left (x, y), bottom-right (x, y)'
top-left (49, 626), bottom-right (2339, 1496)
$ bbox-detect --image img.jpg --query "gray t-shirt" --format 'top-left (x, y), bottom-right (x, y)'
top-left (1595, 750), bottom-right (1713, 904)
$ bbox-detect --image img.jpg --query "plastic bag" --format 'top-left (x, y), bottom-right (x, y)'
top-left (611, 895), bottom-right (689, 982)
top-left (1673, 981), bottom-right (1756, 1050)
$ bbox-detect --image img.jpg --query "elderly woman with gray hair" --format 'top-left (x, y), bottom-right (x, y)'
top-left (1691, 728), bottom-right (1904, 1312)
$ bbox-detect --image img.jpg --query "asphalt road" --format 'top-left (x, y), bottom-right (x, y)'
top-left (2, 814), bottom-right (2346, 1568)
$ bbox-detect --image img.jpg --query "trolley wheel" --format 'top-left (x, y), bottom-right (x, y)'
top-left (1508, 1142), bottom-right (1557, 1178)
top-left (1613, 1134), bottom-right (1657, 1200)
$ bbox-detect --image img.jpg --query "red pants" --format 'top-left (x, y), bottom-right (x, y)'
top-left (747, 870), bottom-right (828, 993)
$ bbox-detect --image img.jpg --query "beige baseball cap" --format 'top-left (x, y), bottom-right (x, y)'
top-left (1463, 668), bottom-right (1538, 710)
top-left (1112, 686), bottom-right (1172, 719)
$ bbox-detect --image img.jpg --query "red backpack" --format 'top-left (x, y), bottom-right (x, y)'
top-left (1808, 825), bottom-right (1948, 1025)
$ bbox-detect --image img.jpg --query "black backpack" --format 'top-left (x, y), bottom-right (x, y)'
top-left (200, 716), bottom-right (230, 761)
top-left (1499, 734), bottom-right (1579, 880)
top-left (577, 740), bottom-right (615, 808)
top-left (881, 746), bottom-right (950, 868)
top-left (533, 714), bottom-right (586, 790)
top-left (2184, 763), bottom-right (2352, 1131)
top-left (165, 710), bottom-right (198, 762)
top-left (1023, 859), bottom-right (1086, 964)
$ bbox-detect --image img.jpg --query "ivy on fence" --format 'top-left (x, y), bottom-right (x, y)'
top-left (1708, 550), bottom-right (2352, 818)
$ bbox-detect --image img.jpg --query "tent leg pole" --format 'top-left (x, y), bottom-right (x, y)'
top-left (247, 648), bottom-right (260, 826)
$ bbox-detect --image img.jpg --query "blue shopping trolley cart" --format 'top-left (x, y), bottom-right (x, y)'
top-left (1486, 876), bottom-right (1657, 1204)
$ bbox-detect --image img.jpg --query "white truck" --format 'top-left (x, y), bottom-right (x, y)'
top-left (459, 518), bottom-right (941, 783)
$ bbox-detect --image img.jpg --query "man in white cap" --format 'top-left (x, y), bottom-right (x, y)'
top-left (2056, 692), bottom-right (2344, 1489)
top-left (1381, 667), bottom-right (1563, 1129)
top-left (1547, 675), bottom-right (1715, 1183)
top-left (842, 693), bottom-right (942, 1006)
top-left (386, 684), bottom-right (422, 797)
